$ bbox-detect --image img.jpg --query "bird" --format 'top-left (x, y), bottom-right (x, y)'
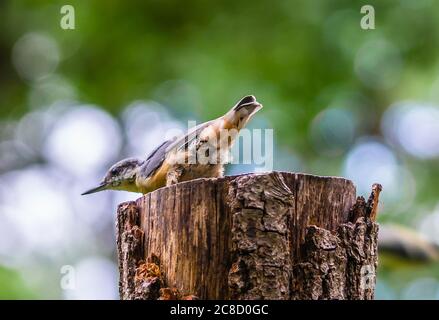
top-left (82, 95), bottom-right (263, 195)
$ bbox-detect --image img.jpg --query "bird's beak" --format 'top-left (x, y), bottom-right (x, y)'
top-left (81, 182), bottom-right (108, 195)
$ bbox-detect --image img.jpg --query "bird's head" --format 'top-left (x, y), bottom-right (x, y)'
top-left (82, 158), bottom-right (143, 195)
top-left (224, 95), bottom-right (263, 130)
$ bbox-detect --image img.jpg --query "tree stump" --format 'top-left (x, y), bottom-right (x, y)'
top-left (116, 171), bottom-right (381, 300)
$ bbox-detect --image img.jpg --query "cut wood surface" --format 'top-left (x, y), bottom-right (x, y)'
top-left (116, 171), bottom-right (381, 300)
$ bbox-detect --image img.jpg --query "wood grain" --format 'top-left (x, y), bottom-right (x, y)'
top-left (117, 171), bottom-right (380, 300)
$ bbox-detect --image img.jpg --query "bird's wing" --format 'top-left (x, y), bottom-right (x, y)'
top-left (165, 119), bottom-right (215, 153)
top-left (139, 120), bottom-right (215, 179)
top-left (139, 139), bottom-right (175, 178)
top-left (146, 139), bottom-right (172, 161)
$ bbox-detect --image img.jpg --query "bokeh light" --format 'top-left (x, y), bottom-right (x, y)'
top-left (419, 205), bottom-right (439, 245)
top-left (1, 0), bottom-right (439, 300)
top-left (28, 74), bottom-right (76, 109)
top-left (342, 138), bottom-right (416, 212)
top-left (44, 105), bottom-right (122, 176)
top-left (310, 108), bottom-right (356, 157)
top-left (63, 257), bottom-right (118, 300)
top-left (0, 166), bottom-right (74, 257)
top-left (354, 39), bottom-right (403, 90)
top-left (122, 101), bottom-right (184, 158)
top-left (382, 101), bottom-right (439, 159)
top-left (12, 32), bottom-right (60, 82)
top-left (401, 278), bottom-right (439, 300)
top-left (343, 139), bottom-right (398, 195)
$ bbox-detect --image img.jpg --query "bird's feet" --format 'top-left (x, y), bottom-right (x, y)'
top-left (166, 167), bottom-right (184, 186)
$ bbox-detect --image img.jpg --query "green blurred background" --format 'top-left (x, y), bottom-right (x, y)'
top-left (1, 0), bottom-right (439, 299)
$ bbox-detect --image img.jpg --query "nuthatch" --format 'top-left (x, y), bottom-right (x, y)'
top-left (82, 95), bottom-right (262, 195)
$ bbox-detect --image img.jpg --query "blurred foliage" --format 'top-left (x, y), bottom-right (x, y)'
top-left (0, 266), bottom-right (36, 299)
top-left (1, 0), bottom-right (439, 299)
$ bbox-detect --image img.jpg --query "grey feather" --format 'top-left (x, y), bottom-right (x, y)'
top-left (139, 119), bottom-right (215, 179)
top-left (165, 120), bottom-right (214, 152)
top-left (162, 95), bottom-right (256, 154)
top-left (233, 95), bottom-right (256, 111)
top-left (139, 139), bottom-right (174, 178)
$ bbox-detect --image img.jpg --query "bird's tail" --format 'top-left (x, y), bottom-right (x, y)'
top-left (223, 95), bottom-right (262, 129)
top-left (231, 95), bottom-right (261, 112)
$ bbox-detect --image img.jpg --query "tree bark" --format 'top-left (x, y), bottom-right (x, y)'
top-left (116, 171), bottom-right (381, 300)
